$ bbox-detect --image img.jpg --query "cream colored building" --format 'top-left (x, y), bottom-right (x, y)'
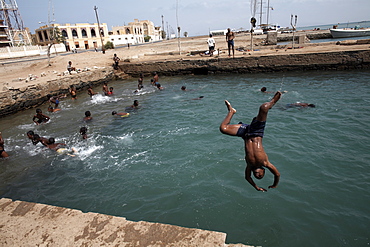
top-left (35, 23), bottom-right (109, 51)
top-left (110, 19), bottom-right (162, 46)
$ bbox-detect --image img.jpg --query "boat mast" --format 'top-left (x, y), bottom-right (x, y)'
top-left (259, 0), bottom-right (263, 28)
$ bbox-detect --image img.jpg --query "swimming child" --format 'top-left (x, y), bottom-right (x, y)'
top-left (42, 137), bottom-right (77, 156)
top-left (153, 72), bottom-right (159, 85)
top-left (48, 106), bottom-right (61, 113)
top-left (112, 111), bottom-right (130, 117)
top-left (286, 103), bottom-right (316, 108)
top-left (80, 127), bottom-right (88, 139)
top-left (27, 130), bottom-right (36, 145)
top-left (69, 85), bottom-right (77, 100)
top-left (131, 100), bottom-right (139, 109)
top-left (138, 73), bottom-right (144, 88)
top-left (32, 134), bottom-right (52, 146)
top-left (32, 109), bottom-right (50, 125)
top-left (103, 82), bottom-right (108, 95)
top-left (83, 111), bottom-right (92, 121)
top-left (87, 85), bottom-right (97, 98)
top-left (49, 94), bottom-right (66, 108)
top-left (192, 96), bottom-right (204, 100)
top-left (107, 87), bottom-right (114, 95)
top-left (0, 132), bottom-right (9, 158)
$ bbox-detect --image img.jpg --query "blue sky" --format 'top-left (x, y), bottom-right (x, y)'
top-left (17, 0), bottom-right (370, 36)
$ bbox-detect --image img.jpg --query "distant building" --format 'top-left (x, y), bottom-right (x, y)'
top-left (0, 20), bottom-right (12, 47)
top-left (35, 23), bottom-right (109, 51)
top-left (110, 19), bottom-right (162, 46)
top-left (210, 30), bottom-right (227, 36)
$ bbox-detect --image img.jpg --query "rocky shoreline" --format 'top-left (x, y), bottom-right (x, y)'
top-left (0, 67), bottom-right (117, 117)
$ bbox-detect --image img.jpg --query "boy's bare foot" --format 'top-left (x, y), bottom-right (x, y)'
top-left (225, 100), bottom-right (236, 114)
top-left (271, 91), bottom-right (282, 104)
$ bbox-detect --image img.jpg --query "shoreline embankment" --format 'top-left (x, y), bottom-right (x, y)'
top-left (0, 68), bottom-right (120, 117)
top-left (120, 49), bottom-right (370, 77)
top-left (0, 198), bottom-right (249, 246)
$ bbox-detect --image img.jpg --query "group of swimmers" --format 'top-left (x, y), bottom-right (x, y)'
top-left (1, 73), bottom-right (313, 161)
top-left (133, 72), bottom-right (165, 93)
top-left (26, 130), bottom-right (77, 156)
top-left (1, 76), bottom-right (148, 158)
top-left (3, 71), bottom-right (172, 158)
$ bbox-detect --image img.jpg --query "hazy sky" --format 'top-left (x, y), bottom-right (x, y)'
top-left (16, 0), bottom-right (370, 36)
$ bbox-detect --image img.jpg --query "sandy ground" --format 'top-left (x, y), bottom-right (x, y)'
top-left (1, 31), bottom-right (369, 93)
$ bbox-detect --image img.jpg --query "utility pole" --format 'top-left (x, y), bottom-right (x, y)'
top-left (94, 6), bottom-right (105, 54)
top-left (259, 0), bottom-right (263, 27)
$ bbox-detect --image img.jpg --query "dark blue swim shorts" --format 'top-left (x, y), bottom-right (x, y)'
top-left (236, 117), bottom-right (266, 138)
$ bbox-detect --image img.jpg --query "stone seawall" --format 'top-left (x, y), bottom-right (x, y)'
top-left (0, 68), bottom-right (116, 117)
top-left (120, 49), bottom-right (370, 77)
top-left (0, 198), bottom-right (249, 246)
top-left (277, 30), bottom-right (332, 42)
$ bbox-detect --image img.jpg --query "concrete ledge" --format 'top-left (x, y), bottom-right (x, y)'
top-left (120, 49), bottom-right (370, 76)
top-left (0, 198), bottom-right (249, 246)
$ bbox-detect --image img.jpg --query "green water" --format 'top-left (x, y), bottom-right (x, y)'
top-left (1, 70), bottom-right (369, 246)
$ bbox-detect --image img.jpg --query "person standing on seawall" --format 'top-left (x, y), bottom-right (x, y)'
top-left (226, 28), bottom-right (235, 58)
top-left (113, 53), bottom-right (120, 70)
top-left (207, 34), bottom-right (216, 56)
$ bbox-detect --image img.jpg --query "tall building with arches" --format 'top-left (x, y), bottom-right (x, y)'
top-left (35, 23), bottom-right (109, 51)
top-left (110, 19), bottom-right (161, 46)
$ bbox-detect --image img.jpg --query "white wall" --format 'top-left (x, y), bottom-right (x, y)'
top-left (0, 43), bottom-right (66, 59)
top-left (109, 34), bottom-right (144, 46)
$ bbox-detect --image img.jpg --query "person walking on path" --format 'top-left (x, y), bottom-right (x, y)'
top-left (219, 91), bottom-right (282, 191)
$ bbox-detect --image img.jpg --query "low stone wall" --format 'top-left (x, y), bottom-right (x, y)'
top-left (277, 30), bottom-right (332, 42)
top-left (0, 68), bottom-right (116, 117)
top-left (0, 198), bottom-right (249, 246)
top-left (120, 49), bottom-right (370, 77)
